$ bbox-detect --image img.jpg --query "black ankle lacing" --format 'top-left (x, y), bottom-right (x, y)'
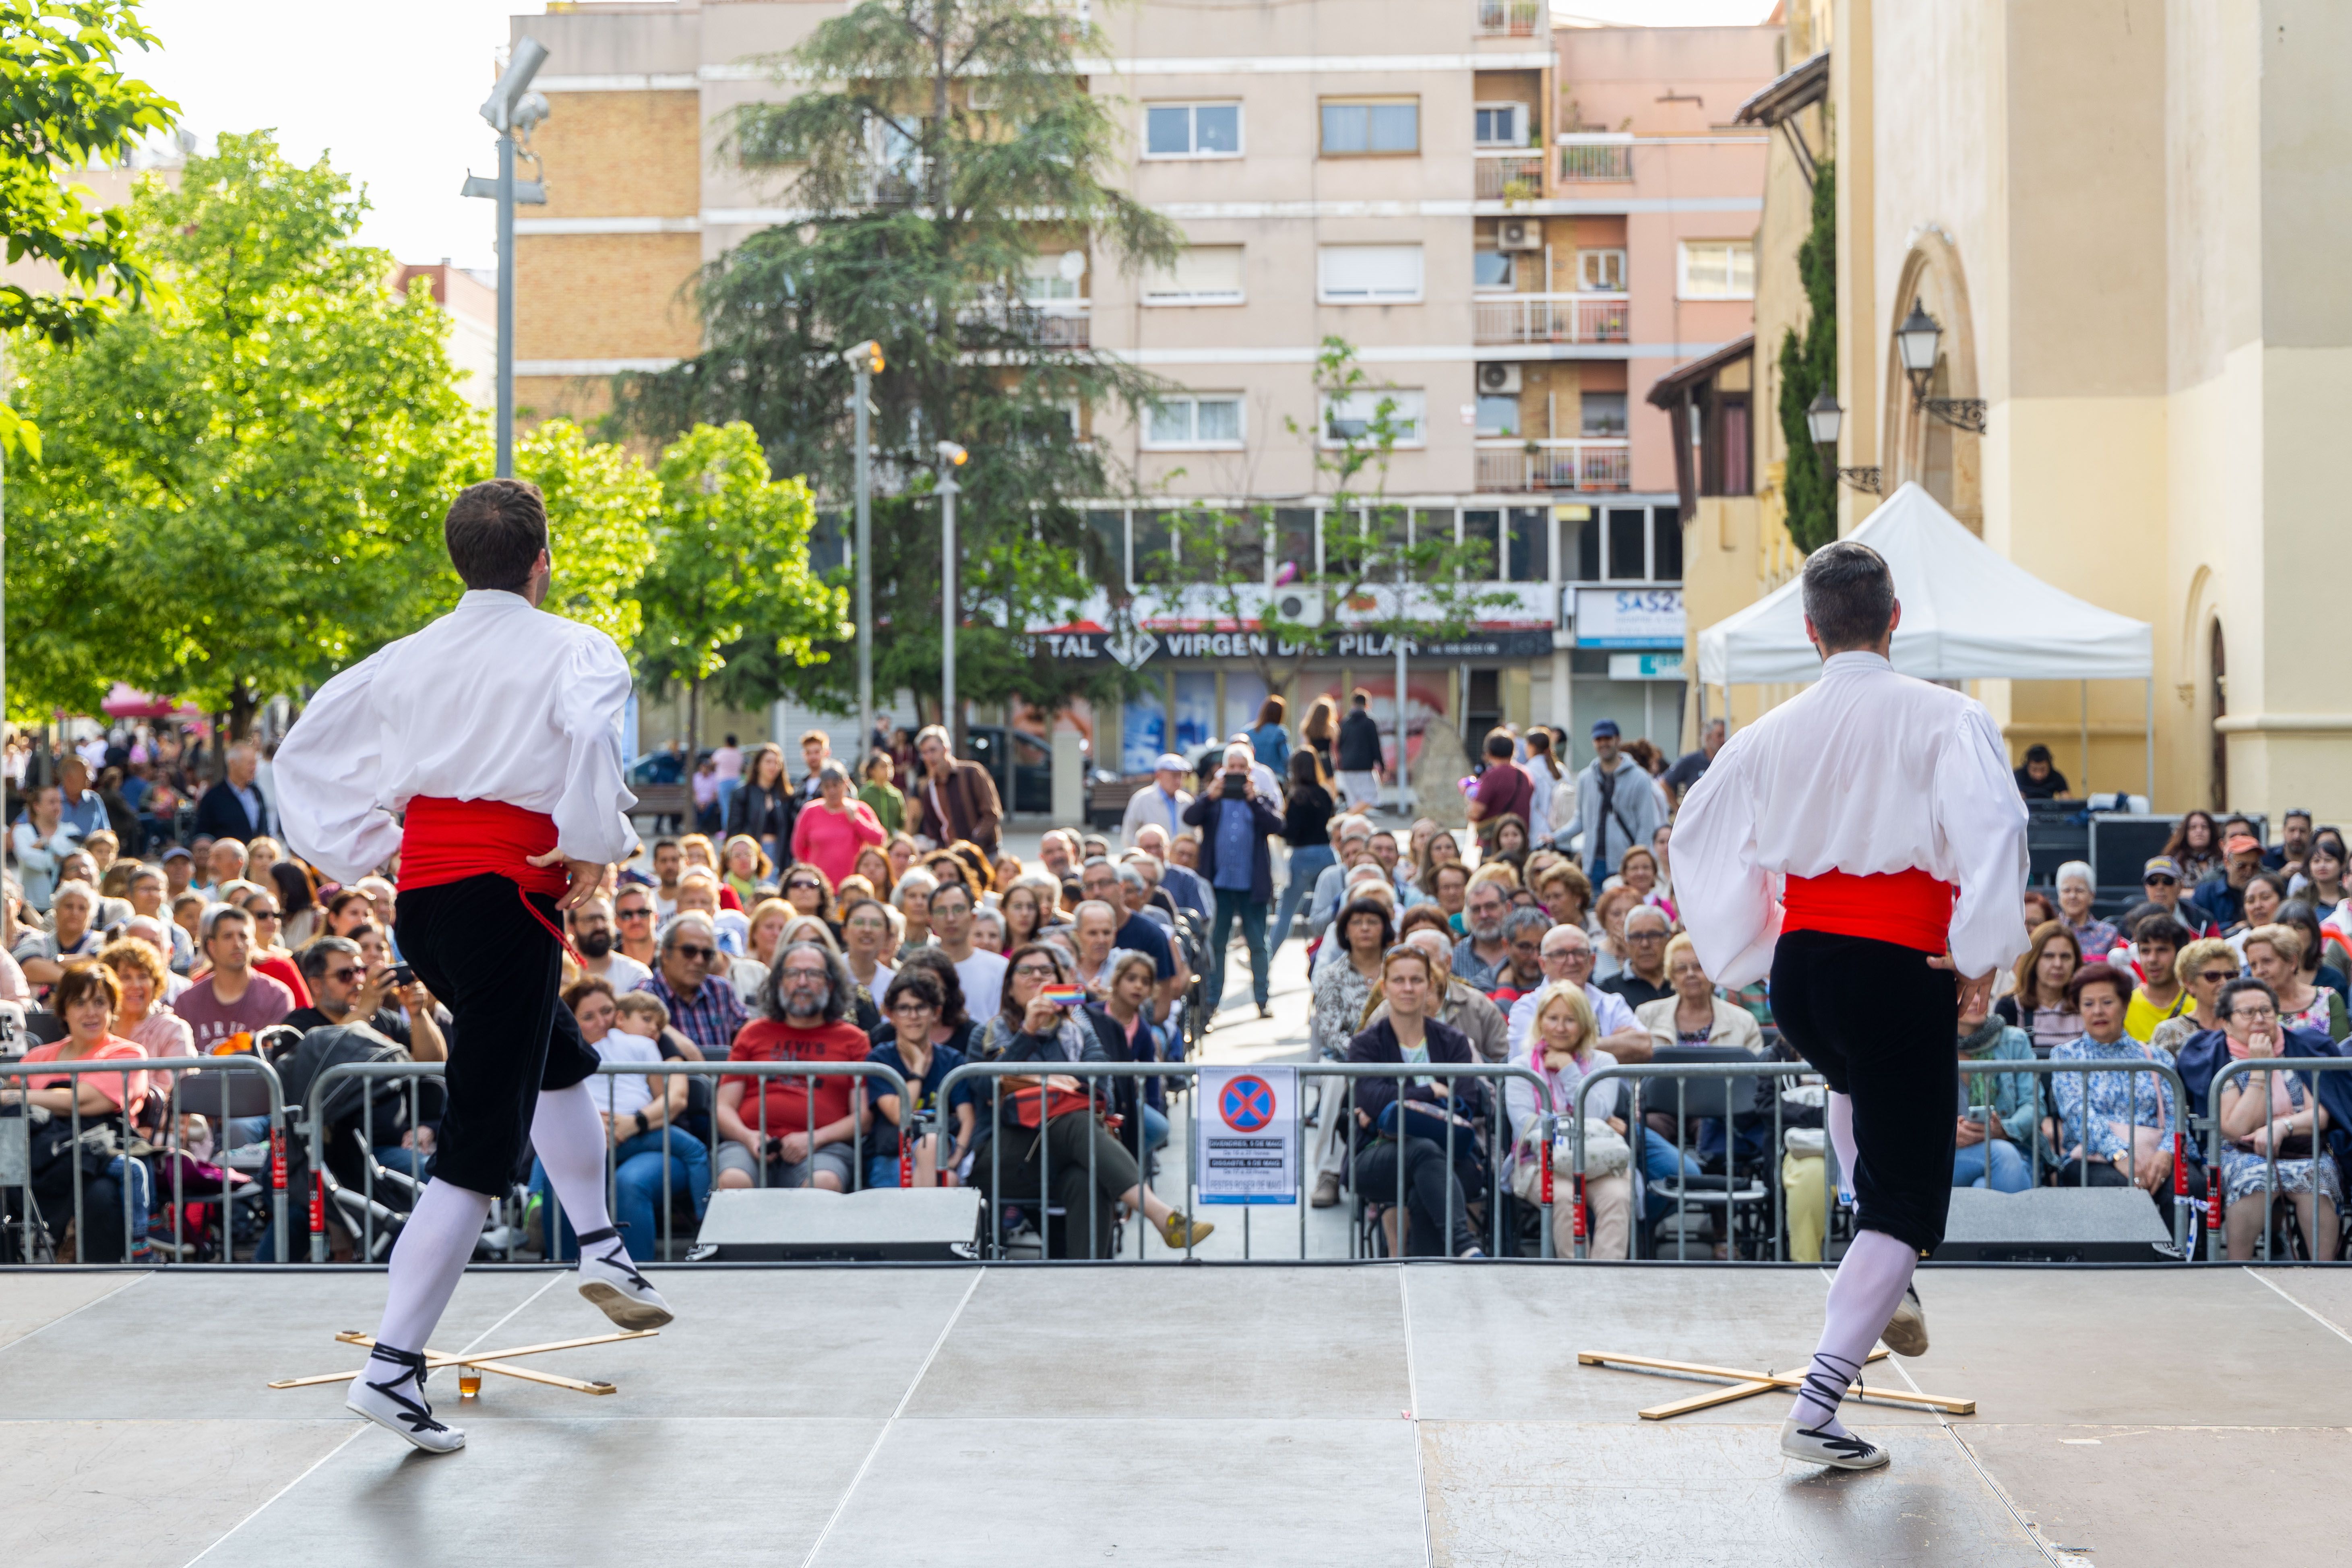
top-left (364, 1345), bottom-right (448, 1436)
top-left (575, 1226), bottom-right (653, 1292)
top-left (1798, 1349), bottom-right (1862, 1420)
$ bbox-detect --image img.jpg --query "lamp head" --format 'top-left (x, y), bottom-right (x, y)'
top-left (936, 441), bottom-right (967, 467)
top-left (1804, 387), bottom-right (1842, 448)
top-left (1896, 300), bottom-right (1943, 377)
top-left (481, 36), bottom-right (550, 132)
top-left (842, 339), bottom-right (884, 375)
top-left (511, 90), bottom-right (551, 137)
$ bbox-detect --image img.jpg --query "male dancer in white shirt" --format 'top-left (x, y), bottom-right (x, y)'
top-left (1674, 541), bottom-right (2028, 1471)
top-left (277, 479), bottom-right (672, 1454)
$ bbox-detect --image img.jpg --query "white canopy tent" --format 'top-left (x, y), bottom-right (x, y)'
top-left (1694, 482), bottom-right (2156, 798)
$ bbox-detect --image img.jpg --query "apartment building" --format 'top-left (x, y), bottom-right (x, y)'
top-left (509, 1), bottom-right (1774, 775)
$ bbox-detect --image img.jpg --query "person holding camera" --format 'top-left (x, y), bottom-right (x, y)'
top-left (1180, 742), bottom-right (1286, 1020)
top-left (285, 936), bottom-right (446, 1063)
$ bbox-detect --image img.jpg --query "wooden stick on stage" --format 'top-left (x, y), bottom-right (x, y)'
top-left (267, 1328), bottom-right (657, 1394)
top-left (1578, 1347), bottom-right (1975, 1419)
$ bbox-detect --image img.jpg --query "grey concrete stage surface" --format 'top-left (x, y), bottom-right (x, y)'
top-left (5, 1264), bottom-right (2350, 1567)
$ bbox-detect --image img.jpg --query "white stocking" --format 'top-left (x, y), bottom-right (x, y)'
top-left (1826, 1090), bottom-right (1857, 1205)
top-left (531, 1083), bottom-right (617, 1247)
top-left (373, 1178), bottom-right (493, 1354)
top-left (1788, 1228), bottom-right (1916, 1437)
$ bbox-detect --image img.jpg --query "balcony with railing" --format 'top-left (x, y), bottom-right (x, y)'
top-left (1473, 292), bottom-right (1631, 347)
top-left (1476, 440), bottom-right (1633, 493)
top-left (1558, 134), bottom-right (1635, 183)
top-left (1475, 0), bottom-right (1543, 37)
top-left (962, 297), bottom-right (1091, 349)
top-left (1474, 150), bottom-right (1546, 201)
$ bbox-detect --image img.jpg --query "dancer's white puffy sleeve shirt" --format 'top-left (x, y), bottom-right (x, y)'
top-left (1673, 651), bottom-right (2030, 990)
top-left (274, 591), bottom-right (641, 883)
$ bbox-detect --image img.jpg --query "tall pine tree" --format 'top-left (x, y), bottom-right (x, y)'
top-left (1775, 158), bottom-right (1837, 555)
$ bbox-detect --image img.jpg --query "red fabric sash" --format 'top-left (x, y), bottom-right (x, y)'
top-left (397, 796), bottom-right (580, 962)
top-left (1783, 867), bottom-right (1955, 956)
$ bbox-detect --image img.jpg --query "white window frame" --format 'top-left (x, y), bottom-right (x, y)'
top-left (1141, 245), bottom-right (1246, 306)
top-left (1676, 239), bottom-right (1754, 301)
top-left (1577, 247), bottom-right (1627, 292)
top-left (1142, 393), bottom-right (1247, 451)
top-left (1317, 244), bottom-right (1424, 305)
top-left (1321, 388), bottom-right (1426, 448)
top-left (1473, 101), bottom-right (1528, 148)
top-left (1142, 101), bottom-right (1244, 161)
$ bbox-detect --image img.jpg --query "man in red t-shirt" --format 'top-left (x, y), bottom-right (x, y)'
top-left (1465, 730), bottom-right (1534, 851)
top-left (715, 941), bottom-right (872, 1192)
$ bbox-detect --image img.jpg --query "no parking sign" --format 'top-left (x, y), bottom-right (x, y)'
top-left (1196, 1065), bottom-right (1298, 1205)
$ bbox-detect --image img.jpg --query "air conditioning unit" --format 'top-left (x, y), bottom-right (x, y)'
top-left (1478, 362), bottom-right (1522, 395)
top-left (1497, 217), bottom-right (1542, 252)
top-left (1271, 587), bottom-right (1325, 626)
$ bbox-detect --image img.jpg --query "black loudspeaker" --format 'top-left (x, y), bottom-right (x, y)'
top-left (691, 1187), bottom-right (984, 1261)
top-left (1936, 1186), bottom-right (2179, 1263)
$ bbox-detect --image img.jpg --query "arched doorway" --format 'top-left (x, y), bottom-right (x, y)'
top-left (2209, 619), bottom-right (2228, 812)
top-left (1883, 236), bottom-right (1983, 532)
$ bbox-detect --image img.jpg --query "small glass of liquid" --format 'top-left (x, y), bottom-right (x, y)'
top-left (458, 1367), bottom-right (482, 1400)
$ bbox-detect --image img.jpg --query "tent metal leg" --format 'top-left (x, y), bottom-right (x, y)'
top-left (2145, 678), bottom-right (2154, 807)
top-left (2079, 681), bottom-right (2089, 797)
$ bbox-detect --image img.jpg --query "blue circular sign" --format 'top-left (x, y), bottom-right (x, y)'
top-left (1220, 1074), bottom-right (1275, 1133)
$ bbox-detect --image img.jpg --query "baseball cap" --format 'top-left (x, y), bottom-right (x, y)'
top-left (161, 846), bottom-right (193, 864)
top-left (2224, 833), bottom-right (2262, 857)
top-left (2141, 855), bottom-right (2182, 881)
top-left (1154, 753), bottom-right (1188, 773)
top-left (1590, 718), bottom-right (1621, 739)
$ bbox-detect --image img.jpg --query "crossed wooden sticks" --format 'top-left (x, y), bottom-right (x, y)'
top-left (268, 1329), bottom-right (659, 1397)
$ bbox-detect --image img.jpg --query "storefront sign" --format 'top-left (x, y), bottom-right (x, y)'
top-left (1608, 652), bottom-right (1686, 680)
top-left (1574, 587), bottom-right (1685, 649)
top-left (1027, 626), bottom-right (1558, 667)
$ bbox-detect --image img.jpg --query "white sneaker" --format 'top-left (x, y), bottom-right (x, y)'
top-left (346, 1347), bottom-right (465, 1454)
top-left (574, 1228), bottom-right (674, 1329)
top-left (1881, 1284), bottom-right (1930, 1357)
top-left (1779, 1417), bottom-right (1888, 1471)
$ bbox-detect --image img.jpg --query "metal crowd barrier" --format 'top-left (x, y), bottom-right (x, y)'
top-left (933, 1060), bottom-right (1554, 1262)
top-left (2201, 1056), bottom-right (2352, 1263)
top-left (303, 1059), bottom-right (907, 1263)
top-left (1, 1053), bottom-right (290, 1264)
top-left (1562, 1056), bottom-right (2193, 1262)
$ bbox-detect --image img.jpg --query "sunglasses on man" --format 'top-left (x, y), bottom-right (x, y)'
top-left (673, 944), bottom-right (717, 963)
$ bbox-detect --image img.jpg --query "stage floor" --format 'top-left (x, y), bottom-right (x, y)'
top-left (5, 1262), bottom-right (2350, 1567)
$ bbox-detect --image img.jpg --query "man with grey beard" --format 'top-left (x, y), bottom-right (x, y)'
top-left (1449, 877), bottom-right (1513, 991)
top-left (715, 941), bottom-right (869, 1193)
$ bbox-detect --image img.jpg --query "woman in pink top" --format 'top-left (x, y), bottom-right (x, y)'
top-left (8, 961), bottom-right (153, 1261)
top-left (791, 762), bottom-right (887, 886)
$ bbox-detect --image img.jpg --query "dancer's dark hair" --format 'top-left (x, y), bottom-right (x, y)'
top-left (1801, 539), bottom-right (1896, 651)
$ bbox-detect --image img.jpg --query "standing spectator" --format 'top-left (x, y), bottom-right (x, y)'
top-left (858, 752), bottom-right (906, 835)
top-left (11, 784), bottom-right (80, 912)
top-left (791, 762), bottom-right (888, 886)
top-left (1600, 905), bottom-right (1675, 1010)
top-left (2192, 833), bottom-right (2267, 932)
top-left (1450, 877), bottom-right (1514, 992)
top-left (911, 724), bottom-right (1004, 858)
top-left (1569, 719), bottom-right (1664, 880)
top-left (1662, 717), bottom-right (1726, 807)
top-left (2054, 861), bottom-right (2120, 956)
top-left (1273, 750), bottom-right (1335, 944)
top-left (1523, 728), bottom-right (1573, 838)
top-left (1953, 987), bottom-right (2040, 1192)
top-left (1299, 694), bottom-right (1339, 781)
top-left (1245, 695), bottom-right (1290, 774)
top-left (926, 880), bottom-right (1008, 1022)
top-left (710, 731), bottom-right (744, 826)
top-left (173, 905), bottom-right (294, 1052)
top-left (724, 743), bottom-right (798, 869)
top-left (1636, 934), bottom-right (1763, 1052)
top-left (717, 942), bottom-right (872, 1192)
top-left (2049, 965), bottom-right (2177, 1200)
top-left (689, 754), bottom-right (723, 834)
top-left (1334, 688), bottom-right (1385, 812)
top-left (1120, 753), bottom-right (1195, 848)
top-left (54, 756), bottom-right (107, 839)
top-left (1346, 944), bottom-right (1486, 1259)
top-left (1994, 921), bottom-right (2085, 1054)
top-left (1182, 742), bottom-right (1285, 1019)
top-left (638, 911), bottom-right (748, 1062)
top-left (1463, 730), bottom-right (1532, 854)
top-left (2013, 743), bottom-right (2070, 801)
top-left (2211, 975), bottom-right (2340, 1260)
top-left (192, 742), bottom-right (272, 841)
top-left (796, 729), bottom-right (836, 802)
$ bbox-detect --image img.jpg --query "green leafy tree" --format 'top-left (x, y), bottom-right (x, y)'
top-left (1776, 158), bottom-right (1837, 555)
top-left (1154, 339), bottom-right (1516, 696)
top-left (4, 131), bottom-right (480, 729)
top-left (507, 418), bottom-right (658, 649)
top-left (612, 0), bottom-right (1180, 727)
top-left (635, 421), bottom-right (848, 760)
top-left (0, 0), bottom-right (180, 459)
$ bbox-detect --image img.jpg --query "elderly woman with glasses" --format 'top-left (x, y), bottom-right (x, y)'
top-left (2211, 976), bottom-right (2340, 1260)
top-left (2053, 861), bottom-right (2121, 959)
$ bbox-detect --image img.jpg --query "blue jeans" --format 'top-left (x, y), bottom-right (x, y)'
top-left (1207, 888), bottom-right (1271, 1011)
top-left (1639, 1126), bottom-right (1704, 1221)
top-left (1952, 1137), bottom-right (2031, 1193)
top-left (533, 1126), bottom-right (711, 1261)
top-left (1272, 845), bottom-right (1335, 946)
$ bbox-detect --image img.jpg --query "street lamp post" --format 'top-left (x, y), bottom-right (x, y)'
top-left (935, 441), bottom-right (968, 743)
top-left (843, 341), bottom-right (883, 752)
top-left (1803, 388), bottom-right (1881, 494)
top-left (1894, 302), bottom-right (1986, 435)
top-left (466, 38), bottom-right (550, 479)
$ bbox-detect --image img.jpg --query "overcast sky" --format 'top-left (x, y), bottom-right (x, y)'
top-left (128, 0), bottom-right (1779, 272)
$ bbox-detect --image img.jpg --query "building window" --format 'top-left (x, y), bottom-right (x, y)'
top-left (1320, 97), bottom-right (1419, 156)
top-left (1323, 388), bottom-right (1425, 447)
top-left (1141, 244), bottom-right (1244, 306)
top-left (1143, 394), bottom-right (1244, 450)
top-left (1318, 244), bottom-right (1423, 304)
top-left (1472, 250), bottom-right (1515, 291)
top-left (1473, 103), bottom-right (1527, 147)
top-left (1145, 102), bottom-right (1242, 159)
top-left (1678, 239), bottom-right (1754, 300)
top-left (1608, 507), bottom-right (1648, 578)
top-left (1581, 391), bottom-right (1628, 438)
top-left (1475, 394), bottom-right (1519, 436)
top-left (1577, 247), bottom-right (1626, 291)
top-left (1021, 255), bottom-right (1083, 303)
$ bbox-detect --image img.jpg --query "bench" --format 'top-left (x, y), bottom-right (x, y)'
top-left (1087, 775), bottom-right (1154, 831)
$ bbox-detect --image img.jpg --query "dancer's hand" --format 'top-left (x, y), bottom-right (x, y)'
top-left (1929, 952), bottom-right (1995, 1018)
top-left (527, 850), bottom-right (606, 912)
